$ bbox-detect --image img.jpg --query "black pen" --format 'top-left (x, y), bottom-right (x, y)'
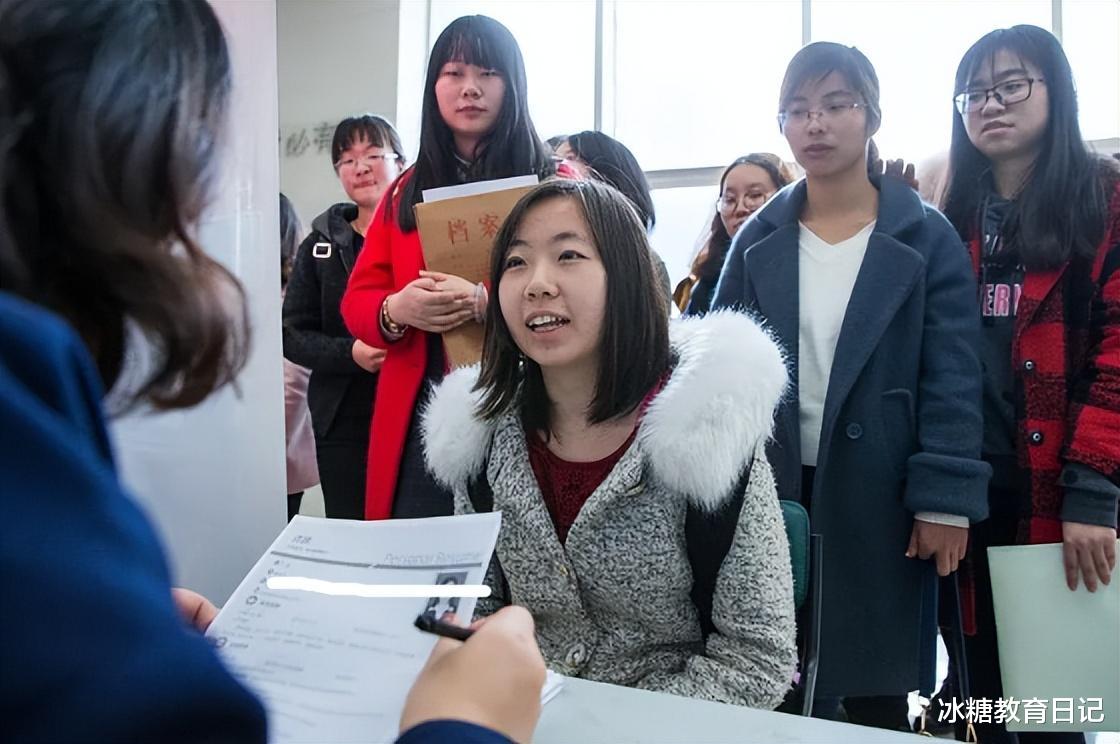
top-left (414, 613), bottom-right (475, 641)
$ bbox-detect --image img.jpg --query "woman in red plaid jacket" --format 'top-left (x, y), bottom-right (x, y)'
top-left (942, 25), bottom-right (1118, 744)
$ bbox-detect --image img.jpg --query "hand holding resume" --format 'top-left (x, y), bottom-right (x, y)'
top-left (413, 176), bottom-right (538, 368)
top-left (206, 513), bottom-right (513, 743)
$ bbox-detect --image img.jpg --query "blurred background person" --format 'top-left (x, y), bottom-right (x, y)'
top-left (279, 193), bottom-right (319, 520)
top-left (676, 153), bottom-right (795, 315)
top-left (283, 115), bottom-right (405, 519)
top-left (554, 130), bottom-right (673, 307)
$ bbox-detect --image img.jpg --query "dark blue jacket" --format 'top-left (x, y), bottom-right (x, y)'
top-left (711, 177), bottom-right (991, 697)
top-left (0, 292), bottom-right (508, 744)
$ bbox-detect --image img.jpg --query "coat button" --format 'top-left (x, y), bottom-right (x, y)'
top-left (845, 423), bottom-right (863, 440)
top-left (558, 564), bottom-right (570, 577)
top-left (1029, 431), bottom-right (1044, 445)
top-left (1023, 360), bottom-right (1036, 372)
top-left (565, 643), bottom-right (587, 666)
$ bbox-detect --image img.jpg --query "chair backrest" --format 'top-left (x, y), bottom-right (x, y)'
top-left (780, 499), bottom-right (810, 609)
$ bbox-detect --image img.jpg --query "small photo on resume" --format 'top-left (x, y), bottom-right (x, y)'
top-left (422, 571), bottom-right (468, 620)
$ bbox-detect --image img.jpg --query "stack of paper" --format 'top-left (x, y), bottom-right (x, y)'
top-left (207, 513), bottom-right (504, 743)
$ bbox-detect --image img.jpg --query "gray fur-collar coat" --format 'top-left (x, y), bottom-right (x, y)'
top-left (422, 312), bottom-right (797, 710)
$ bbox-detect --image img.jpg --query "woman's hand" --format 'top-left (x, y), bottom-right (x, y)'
top-left (351, 339), bottom-right (387, 373)
top-left (171, 588), bottom-right (219, 633)
top-left (400, 606), bottom-right (545, 743)
top-left (872, 156), bottom-right (920, 192)
top-left (386, 276), bottom-right (475, 333)
top-left (1062, 521), bottom-right (1117, 592)
top-left (420, 271), bottom-right (488, 324)
top-left (906, 521), bottom-right (968, 576)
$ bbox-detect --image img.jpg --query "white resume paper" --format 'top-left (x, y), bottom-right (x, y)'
top-left (206, 513), bottom-right (502, 743)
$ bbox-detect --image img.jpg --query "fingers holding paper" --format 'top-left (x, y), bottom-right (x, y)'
top-left (1061, 521), bottom-right (1117, 592)
top-left (419, 270), bottom-right (475, 296)
top-left (171, 588), bottom-right (219, 633)
top-left (401, 605), bottom-right (545, 743)
top-left (421, 271), bottom-right (488, 323)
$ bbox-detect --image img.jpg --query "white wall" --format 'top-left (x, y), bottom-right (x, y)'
top-left (277, 0), bottom-right (402, 230)
top-left (111, 0), bottom-right (287, 604)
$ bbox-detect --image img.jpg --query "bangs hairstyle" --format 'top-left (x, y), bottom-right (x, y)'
top-left (0, 0), bottom-right (248, 411)
top-left (779, 42), bottom-right (882, 135)
top-left (942, 25), bottom-right (1117, 269)
top-left (693, 153), bottom-right (795, 280)
top-left (566, 131), bottom-right (656, 230)
top-left (330, 114), bottom-right (405, 168)
top-left (475, 179), bottom-right (671, 434)
top-left (393, 15), bottom-right (553, 232)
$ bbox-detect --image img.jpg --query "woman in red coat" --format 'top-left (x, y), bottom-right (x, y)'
top-left (942, 25), bottom-right (1119, 744)
top-left (341, 15), bottom-right (554, 519)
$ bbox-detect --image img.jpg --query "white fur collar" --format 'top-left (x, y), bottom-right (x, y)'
top-left (421, 311), bottom-right (787, 511)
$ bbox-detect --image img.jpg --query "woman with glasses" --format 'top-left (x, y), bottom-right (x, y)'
top-left (282, 115), bottom-right (405, 520)
top-left (712, 42), bottom-right (990, 728)
top-left (942, 25), bottom-right (1119, 744)
top-left (341, 16), bottom-right (556, 520)
top-left (675, 154), bottom-right (794, 315)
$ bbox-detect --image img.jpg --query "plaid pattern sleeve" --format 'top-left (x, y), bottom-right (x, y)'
top-left (1063, 184), bottom-right (1120, 482)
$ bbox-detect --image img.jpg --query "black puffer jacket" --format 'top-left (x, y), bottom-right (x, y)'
top-left (282, 203), bottom-right (376, 438)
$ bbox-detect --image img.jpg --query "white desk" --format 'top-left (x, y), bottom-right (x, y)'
top-left (536, 677), bottom-right (924, 743)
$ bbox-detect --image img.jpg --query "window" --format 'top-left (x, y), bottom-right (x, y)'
top-left (1063, 0), bottom-right (1120, 142)
top-left (649, 186), bottom-right (719, 288)
top-left (611, 1), bottom-right (802, 171)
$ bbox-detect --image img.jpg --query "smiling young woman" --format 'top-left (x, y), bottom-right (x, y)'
top-left (421, 178), bottom-right (797, 709)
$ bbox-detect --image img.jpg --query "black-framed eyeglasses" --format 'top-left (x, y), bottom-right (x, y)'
top-left (954, 77), bottom-right (1044, 114)
top-left (334, 153), bottom-right (400, 171)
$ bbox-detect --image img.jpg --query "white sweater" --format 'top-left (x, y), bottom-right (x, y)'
top-left (797, 221), bottom-right (874, 467)
top-left (796, 221), bottom-right (969, 529)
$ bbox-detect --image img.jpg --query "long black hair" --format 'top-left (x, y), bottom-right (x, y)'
top-left (942, 25), bottom-right (1117, 269)
top-left (0, 0), bottom-right (248, 410)
top-left (476, 179), bottom-right (671, 434)
top-left (394, 15), bottom-right (553, 232)
top-left (565, 131), bottom-right (656, 231)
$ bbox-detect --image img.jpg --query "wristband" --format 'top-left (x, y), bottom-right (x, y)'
top-left (381, 295), bottom-right (407, 339)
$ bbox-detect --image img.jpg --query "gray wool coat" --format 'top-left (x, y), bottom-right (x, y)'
top-left (422, 312), bottom-right (797, 710)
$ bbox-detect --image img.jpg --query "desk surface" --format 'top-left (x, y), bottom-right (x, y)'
top-left (536, 677), bottom-right (923, 743)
